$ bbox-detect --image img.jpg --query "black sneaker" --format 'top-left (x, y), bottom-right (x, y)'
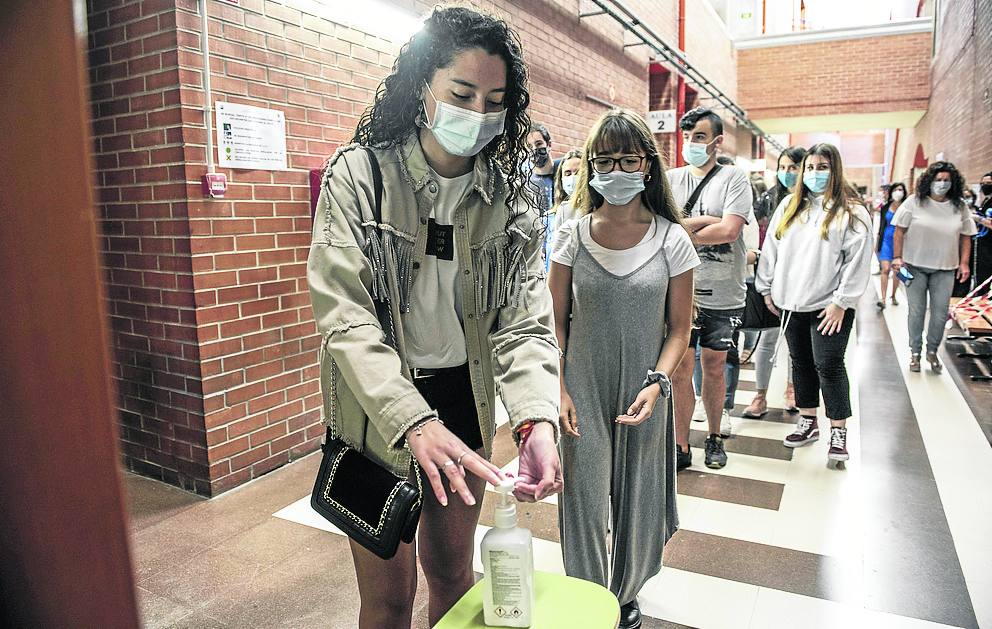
top-left (676, 445), bottom-right (692, 471)
top-left (704, 435), bottom-right (727, 469)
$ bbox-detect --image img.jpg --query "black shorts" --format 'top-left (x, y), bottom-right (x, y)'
top-left (412, 363), bottom-right (484, 451)
top-left (690, 307), bottom-right (744, 352)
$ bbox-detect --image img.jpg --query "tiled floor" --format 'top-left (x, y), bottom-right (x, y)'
top-left (128, 283), bottom-right (991, 628)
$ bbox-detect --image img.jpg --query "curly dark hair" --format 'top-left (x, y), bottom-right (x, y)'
top-left (351, 6), bottom-right (535, 215)
top-left (915, 161), bottom-right (966, 210)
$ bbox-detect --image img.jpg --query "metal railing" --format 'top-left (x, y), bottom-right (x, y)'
top-left (581, 0), bottom-right (785, 152)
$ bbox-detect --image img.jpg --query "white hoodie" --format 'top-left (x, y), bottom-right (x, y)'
top-left (755, 194), bottom-right (873, 313)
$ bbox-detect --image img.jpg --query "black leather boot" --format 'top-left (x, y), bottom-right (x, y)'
top-left (619, 598), bottom-right (641, 629)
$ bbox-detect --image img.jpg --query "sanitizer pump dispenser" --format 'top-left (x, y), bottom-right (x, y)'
top-left (481, 478), bottom-right (535, 627)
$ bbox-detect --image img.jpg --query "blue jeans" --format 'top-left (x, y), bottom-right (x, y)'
top-left (904, 264), bottom-right (955, 355)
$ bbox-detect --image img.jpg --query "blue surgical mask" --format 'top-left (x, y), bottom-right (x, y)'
top-left (590, 171), bottom-right (645, 206)
top-left (423, 83), bottom-right (506, 157)
top-left (681, 140), bottom-right (714, 168)
top-left (803, 170), bottom-right (830, 194)
top-left (562, 174), bottom-right (577, 196)
top-left (932, 181), bottom-right (952, 196)
top-left (777, 170), bottom-right (797, 189)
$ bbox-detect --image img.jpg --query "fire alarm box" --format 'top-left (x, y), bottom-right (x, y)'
top-left (202, 173), bottom-right (228, 198)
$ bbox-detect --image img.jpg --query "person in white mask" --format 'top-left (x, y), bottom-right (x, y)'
top-left (550, 109), bottom-right (698, 629)
top-left (755, 143), bottom-right (872, 466)
top-left (892, 161), bottom-right (977, 373)
top-left (309, 7), bottom-right (563, 627)
top-left (551, 149), bottom-right (582, 232)
top-left (875, 181), bottom-right (907, 309)
top-left (666, 107), bottom-right (753, 471)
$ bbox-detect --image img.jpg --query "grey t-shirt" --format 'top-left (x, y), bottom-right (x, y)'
top-left (666, 165), bottom-right (752, 310)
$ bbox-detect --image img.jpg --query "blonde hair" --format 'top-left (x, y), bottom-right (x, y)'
top-left (775, 143), bottom-right (866, 240)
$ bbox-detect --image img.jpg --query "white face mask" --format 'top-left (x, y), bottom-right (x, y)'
top-left (562, 174), bottom-right (577, 196)
top-left (891, 189), bottom-right (905, 201)
top-left (681, 138), bottom-right (716, 168)
top-left (932, 180), bottom-right (952, 197)
top-left (590, 171), bottom-right (645, 206)
top-left (423, 82), bottom-right (506, 157)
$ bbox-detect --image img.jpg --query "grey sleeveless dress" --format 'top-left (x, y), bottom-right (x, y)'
top-left (558, 215), bottom-right (679, 605)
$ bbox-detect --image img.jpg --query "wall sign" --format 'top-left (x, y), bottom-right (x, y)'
top-left (215, 101), bottom-right (287, 170)
top-left (647, 109), bottom-right (676, 134)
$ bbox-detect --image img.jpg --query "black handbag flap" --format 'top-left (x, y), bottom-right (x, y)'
top-left (325, 442), bottom-right (407, 528)
top-left (311, 437), bottom-right (422, 559)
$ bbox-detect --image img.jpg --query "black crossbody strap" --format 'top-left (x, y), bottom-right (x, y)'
top-left (684, 164), bottom-right (722, 215)
top-left (365, 146), bottom-right (383, 223)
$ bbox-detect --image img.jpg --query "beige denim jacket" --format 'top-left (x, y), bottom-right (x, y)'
top-left (308, 133), bottom-right (560, 477)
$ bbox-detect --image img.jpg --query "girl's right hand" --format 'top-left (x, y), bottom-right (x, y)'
top-left (405, 420), bottom-right (503, 507)
top-left (560, 390), bottom-right (580, 437)
top-left (764, 294), bottom-right (780, 317)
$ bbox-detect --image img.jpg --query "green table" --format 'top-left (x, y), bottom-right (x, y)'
top-left (434, 571), bottom-right (620, 629)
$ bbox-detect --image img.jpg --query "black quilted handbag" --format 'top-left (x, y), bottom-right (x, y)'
top-left (311, 433), bottom-right (421, 559)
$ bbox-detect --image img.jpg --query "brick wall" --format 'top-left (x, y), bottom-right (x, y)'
top-left (88, 0), bottom-right (751, 495)
top-left (892, 0), bottom-right (991, 184)
top-left (738, 31), bottom-right (932, 120)
top-left (87, 0), bottom-right (209, 494)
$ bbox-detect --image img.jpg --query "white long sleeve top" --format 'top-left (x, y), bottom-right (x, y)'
top-left (755, 194), bottom-right (873, 312)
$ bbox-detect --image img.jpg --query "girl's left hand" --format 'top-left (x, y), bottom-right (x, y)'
top-left (957, 262), bottom-right (971, 283)
top-left (617, 385), bottom-right (660, 426)
top-left (816, 303), bottom-right (847, 336)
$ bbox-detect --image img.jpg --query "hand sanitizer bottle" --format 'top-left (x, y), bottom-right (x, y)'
top-left (481, 478), bottom-right (534, 627)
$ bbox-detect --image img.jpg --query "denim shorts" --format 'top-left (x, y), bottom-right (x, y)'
top-left (690, 307), bottom-right (744, 352)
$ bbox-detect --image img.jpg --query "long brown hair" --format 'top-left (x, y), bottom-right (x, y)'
top-left (571, 109), bottom-right (684, 228)
top-left (553, 149), bottom-right (582, 206)
top-left (774, 143), bottom-right (866, 240)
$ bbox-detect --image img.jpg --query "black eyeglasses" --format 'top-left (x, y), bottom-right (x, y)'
top-left (590, 155), bottom-right (647, 174)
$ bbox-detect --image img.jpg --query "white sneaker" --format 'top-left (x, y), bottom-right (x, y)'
top-left (692, 397), bottom-right (706, 422)
top-left (719, 409), bottom-right (733, 438)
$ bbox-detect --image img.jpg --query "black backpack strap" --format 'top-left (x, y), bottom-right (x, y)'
top-left (684, 164), bottom-right (722, 215)
top-left (362, 147), bottom-right (396, 349)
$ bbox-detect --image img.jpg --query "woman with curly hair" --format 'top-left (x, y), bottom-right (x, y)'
top-left (308, 7), bottom-right (563, 627)
top-left (892, 162), bottom-right (978, 373)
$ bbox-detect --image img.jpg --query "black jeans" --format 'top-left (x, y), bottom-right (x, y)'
top-left (783, 309), bottom-right (855, 420)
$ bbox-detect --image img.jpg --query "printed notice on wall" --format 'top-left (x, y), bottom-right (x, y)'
top-left (215, 102), bottom-right (287, 170)
top-left (647, 110), bottom-right (676, 134)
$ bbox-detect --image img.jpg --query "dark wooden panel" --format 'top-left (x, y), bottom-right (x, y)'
top-left (0, 2), bottom-right (140, 627)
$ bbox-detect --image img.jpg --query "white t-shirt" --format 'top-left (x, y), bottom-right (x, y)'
top-left (552, 200), bottom-right (577, 234)
top-left (666, 165), bottom-right (752, 310)
top-left (892, 195), bottom-right (978, 270)
top-left (551, 213), bottom-right (699, 278)
top-left (403, 169), bottom-right (472, 368)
